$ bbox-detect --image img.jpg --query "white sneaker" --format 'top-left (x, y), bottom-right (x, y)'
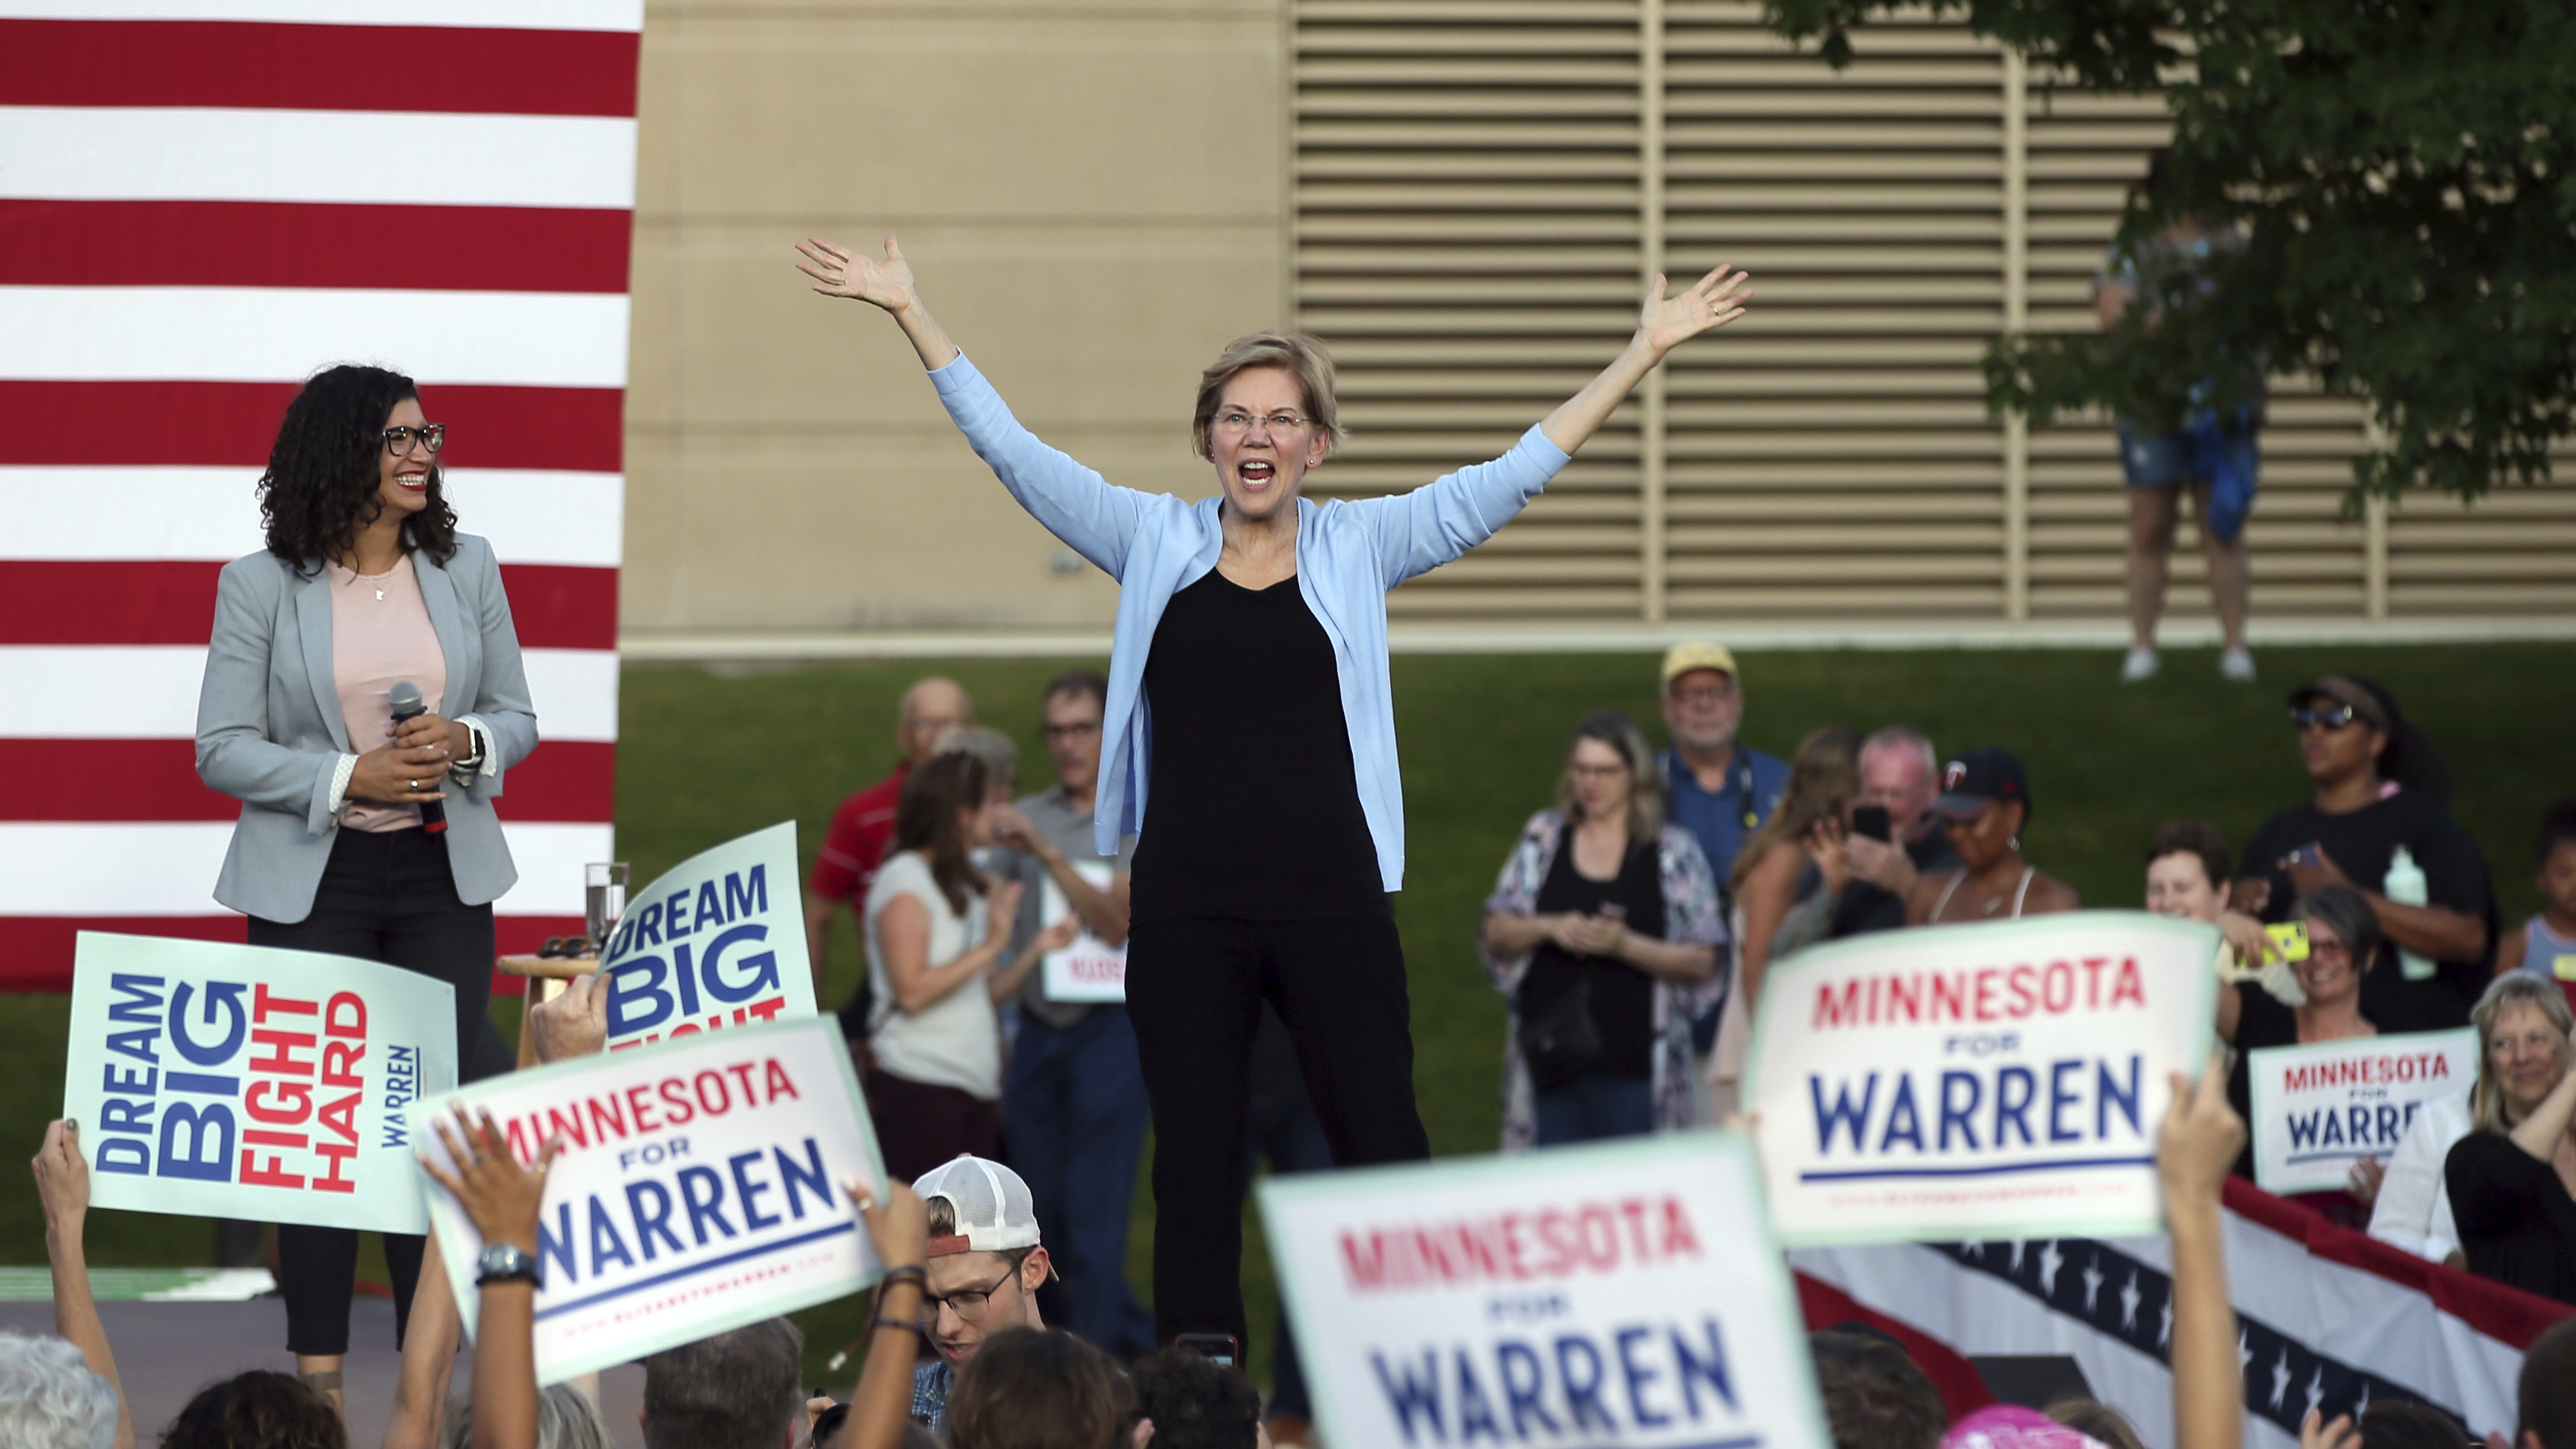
top-left (2220, 646), bottom-right (2256, 682)
top-left (2120, 646), bottom-right (2160, 682)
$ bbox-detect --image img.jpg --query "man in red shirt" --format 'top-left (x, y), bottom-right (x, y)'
top-left (806, 676), bottom-right (975, 1036)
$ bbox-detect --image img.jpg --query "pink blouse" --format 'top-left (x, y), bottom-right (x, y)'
top-left (327, 553), bottom-right (447, 833)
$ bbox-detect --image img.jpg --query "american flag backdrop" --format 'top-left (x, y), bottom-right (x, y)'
top-left (0, 1), bottom-right (641, 988)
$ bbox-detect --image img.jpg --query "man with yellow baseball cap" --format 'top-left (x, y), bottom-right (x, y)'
top-left (1656, 643), bottom-right (1788, 1116)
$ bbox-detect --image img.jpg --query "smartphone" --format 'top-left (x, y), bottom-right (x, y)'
top-left (1851, 805), bottom-right (1892, 843)
top-left (2265, 921), bottom-right (2311, 964)
top-left (1174, 1333), bottom-right (1240, 1368)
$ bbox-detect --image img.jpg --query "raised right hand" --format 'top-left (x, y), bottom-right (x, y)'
top-left (31, 1119), bottom-right (88, 1236)
top-left (348, 739), bottom-right (451, 806)
top-left (798, 235), bottom-right (918, 314)
top-left (843, 1175), bottom-right (929, 1272)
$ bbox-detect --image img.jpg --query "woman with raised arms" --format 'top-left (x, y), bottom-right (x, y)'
top-left (798, 234), bottom-right (1748, 1353)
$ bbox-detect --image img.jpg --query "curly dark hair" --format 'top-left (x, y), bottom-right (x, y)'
top-left (259, 363), bottom-right (458, 571)
top-left (161, 1370), bottom-right (345, 1449)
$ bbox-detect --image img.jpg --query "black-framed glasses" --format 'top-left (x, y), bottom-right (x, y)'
top-left (383, 424), bottom-right (446, 456)
top-left (921, 1266), bottom-right (1021, 1321)
top-left (2290, 704), bottom-right (2358, 731)
top-left (1211, 409), bottom-right (1310, 437)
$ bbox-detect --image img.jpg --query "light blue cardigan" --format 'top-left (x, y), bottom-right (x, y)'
top-left (928, 353), bottom-right (1570, 891)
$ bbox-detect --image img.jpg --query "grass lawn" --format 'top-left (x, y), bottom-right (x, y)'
top-left (3, 642), bottom-right (2569, 1390)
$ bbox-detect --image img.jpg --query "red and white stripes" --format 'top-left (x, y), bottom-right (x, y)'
top-left (0, 1), bottom-right (641, 986)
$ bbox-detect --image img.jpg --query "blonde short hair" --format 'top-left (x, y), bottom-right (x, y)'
top-left (1191, 332), bottom-right (1347, 461)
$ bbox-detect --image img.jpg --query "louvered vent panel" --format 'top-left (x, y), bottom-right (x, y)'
top-left (1664, 2), bottom-right (2006, 618)
top-left (1297, 0), bottom-right (1650, 619)
top-left (1292, 1), bottom-right (2565, 626)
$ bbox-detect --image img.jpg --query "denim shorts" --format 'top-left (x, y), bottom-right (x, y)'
top-left (2117, 417), bottom-right (2259, 489)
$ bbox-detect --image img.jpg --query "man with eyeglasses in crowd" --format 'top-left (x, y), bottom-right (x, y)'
top-left (1657, 644), bottom-right (1788, 1118)
top-left (907, 1155), bottom-right (1054, 1432)
top-left (988, 669), bottom-right (1155, 1359)
top-left (807, 676), bottom-right (976, 1037)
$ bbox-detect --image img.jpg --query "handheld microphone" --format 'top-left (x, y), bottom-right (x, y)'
top-left (386, 681), bottom-right (449, 836)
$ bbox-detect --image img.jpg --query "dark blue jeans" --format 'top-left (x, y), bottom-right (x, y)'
top-left (1003, 1007), bottom-right (1155, 1356)
top-left (1533, 1075), bottom-right (1655, 1146)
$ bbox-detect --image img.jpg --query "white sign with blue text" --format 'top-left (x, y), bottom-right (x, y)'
top-left (1261, 1134), bottom-right (1832, 1449)
top-left (2247, 1029), bottom-right (2478, 1195)
top-left (413, 1015), bottom-right (886, 1384)
top-left (599, 822), bottom-right (815, 1053)
top-left (1747, 911), bottom-right (2217, 1245)
top-left (60, 932), bottom-right (458, 1232)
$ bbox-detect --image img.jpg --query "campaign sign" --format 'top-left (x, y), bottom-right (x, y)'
top-left (599, 822), bottom-right (816, 1053)
top-left (1260, 1134), bottom-right (1831, 1449)
top-left (60, 931), bottom-right (458, 1233)
top-left (2247, 1029), bottom-right (2478, 1195)
top-left (414, 1015), bottom-right (885, 1384)
top-left (1039, 862), bottom-right (1125, 1003)
top-left (1745, 911), bottom-right (2216, 1245)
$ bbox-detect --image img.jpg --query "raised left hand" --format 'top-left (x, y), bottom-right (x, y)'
top-left (421, 1108), bottom-right (558, 1255)
top-left (2283, 842), bottom-right (2353, 897)
top-left (1636, 263), bottom-right (1752, 358)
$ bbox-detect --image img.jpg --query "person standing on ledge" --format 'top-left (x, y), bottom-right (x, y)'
top-left (797, 232), bottom-right (1749, 1356)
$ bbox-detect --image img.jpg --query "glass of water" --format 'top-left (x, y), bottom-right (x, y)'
top-left (585, 862), bottom-right (629, 952)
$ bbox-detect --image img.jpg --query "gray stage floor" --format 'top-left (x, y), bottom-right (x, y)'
top-left (0, 1297), bottom-right (647, 1448)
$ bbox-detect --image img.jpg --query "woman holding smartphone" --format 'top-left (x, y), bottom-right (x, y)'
top-left (1482, 711), bottom-right (1724, 1150)
top-left (196, 364), bottom-right (538, 1398)
top-left (799, 233), bottom-right (1747, 1351)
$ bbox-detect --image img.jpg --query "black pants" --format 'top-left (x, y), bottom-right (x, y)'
top-left (1124, 911), bottom-right (1431, 1352)
top-left (246, 826), bottom-right (500, 1356)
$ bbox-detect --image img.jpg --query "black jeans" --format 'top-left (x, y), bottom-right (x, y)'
top-left (1125, 911), bottom-right (1431, 1352)
top-left (246, 826), bottom-right (499, 1356)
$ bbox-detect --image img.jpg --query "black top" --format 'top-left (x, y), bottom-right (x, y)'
top-left (1517, 834), bottom-right (1666, 1090)
top-left (2240, 791), bottom-right (2497, 1031)
top-left (2224, 987), bottom-right (2311, 1180)
top-left (1825, 822), bottom-right (1960, 940)
top-left (1128, 570), bottom-right (1385, 922)
top-left (2446, 1131), bottom-right (2576, 1306)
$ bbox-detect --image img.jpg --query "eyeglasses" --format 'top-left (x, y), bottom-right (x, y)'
top-left (383, 424), bottom-right (446, 456)
top-left (2289, 704), bottom-right (2359, 731)
top-left (1211, 409), bottom-right (1310, 437)
top-left (1669, 681), bottom-right (1740, 706)
top-left (1568, 762), bottom-right (1631, 781)
top-left (1041, 720), bottom-right (1101, 742)
top-left (921, 1266), bottom-right (1023, 1322)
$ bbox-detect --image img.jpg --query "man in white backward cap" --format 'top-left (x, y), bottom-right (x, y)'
top-left (909, 1154), bottom-right (1053, 1432)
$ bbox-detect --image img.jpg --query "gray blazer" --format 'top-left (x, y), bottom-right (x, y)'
top-left (195, 534), bottom-right (540, 922)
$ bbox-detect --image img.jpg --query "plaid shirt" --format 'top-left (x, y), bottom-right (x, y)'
top-left (911, 1359), bottom-right (952, 1432)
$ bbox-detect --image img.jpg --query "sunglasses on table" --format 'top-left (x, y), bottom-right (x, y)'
top-left (2289, 704), bottom-right (2360, 730)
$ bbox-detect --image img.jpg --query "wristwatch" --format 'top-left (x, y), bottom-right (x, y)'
top-left (475, 1242), bottom-right (540, 1288)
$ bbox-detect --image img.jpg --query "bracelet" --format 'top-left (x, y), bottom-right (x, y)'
top-left (879, 1264), bottom-right (927, 1285)
top-left (872, 1314), bottom-right (928, 1336)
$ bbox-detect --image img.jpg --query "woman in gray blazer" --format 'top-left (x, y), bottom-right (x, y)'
top-left (195, 363), bottom-right (538, 1392)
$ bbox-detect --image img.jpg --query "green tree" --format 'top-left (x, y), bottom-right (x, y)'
top-left (1764, 0), bottom-right (2576, 505)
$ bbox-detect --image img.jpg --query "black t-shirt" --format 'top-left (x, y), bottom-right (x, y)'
top-left (1826, 821), bottom-right (1960, 940)
top-left (1517, 834), bottom-right (1666, 1090)
top-left (2240, 791), bottom-right (2497, 1031)
top-left (2446, 1132), bottom-right (2576, 1306)
top-left (2224, 987), bottom-right (2309, 1180)
top-left (1129, 570), bottom-right (1386, 922)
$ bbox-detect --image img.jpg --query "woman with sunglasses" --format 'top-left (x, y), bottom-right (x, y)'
top-left (2233, 676), bottom-right (2495, 1032)
top-left (798, 234), bottom-right (1748, 1358)
top-left (196, 364), bottom-right (538, 1397)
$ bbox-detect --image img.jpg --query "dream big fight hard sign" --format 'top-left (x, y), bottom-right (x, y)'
top-left (60, 932), bottom-right (459, 1232)
top-left (1748, 912), bottom-right (2216, 1244)
top-left (599, 823), bottom-right (817, 1052)
top-left (1261, 1136), bottom-right (1831, 1449)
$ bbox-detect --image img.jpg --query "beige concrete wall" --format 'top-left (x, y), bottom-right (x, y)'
top-left (623, 0), bottom-right (1289, 632)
